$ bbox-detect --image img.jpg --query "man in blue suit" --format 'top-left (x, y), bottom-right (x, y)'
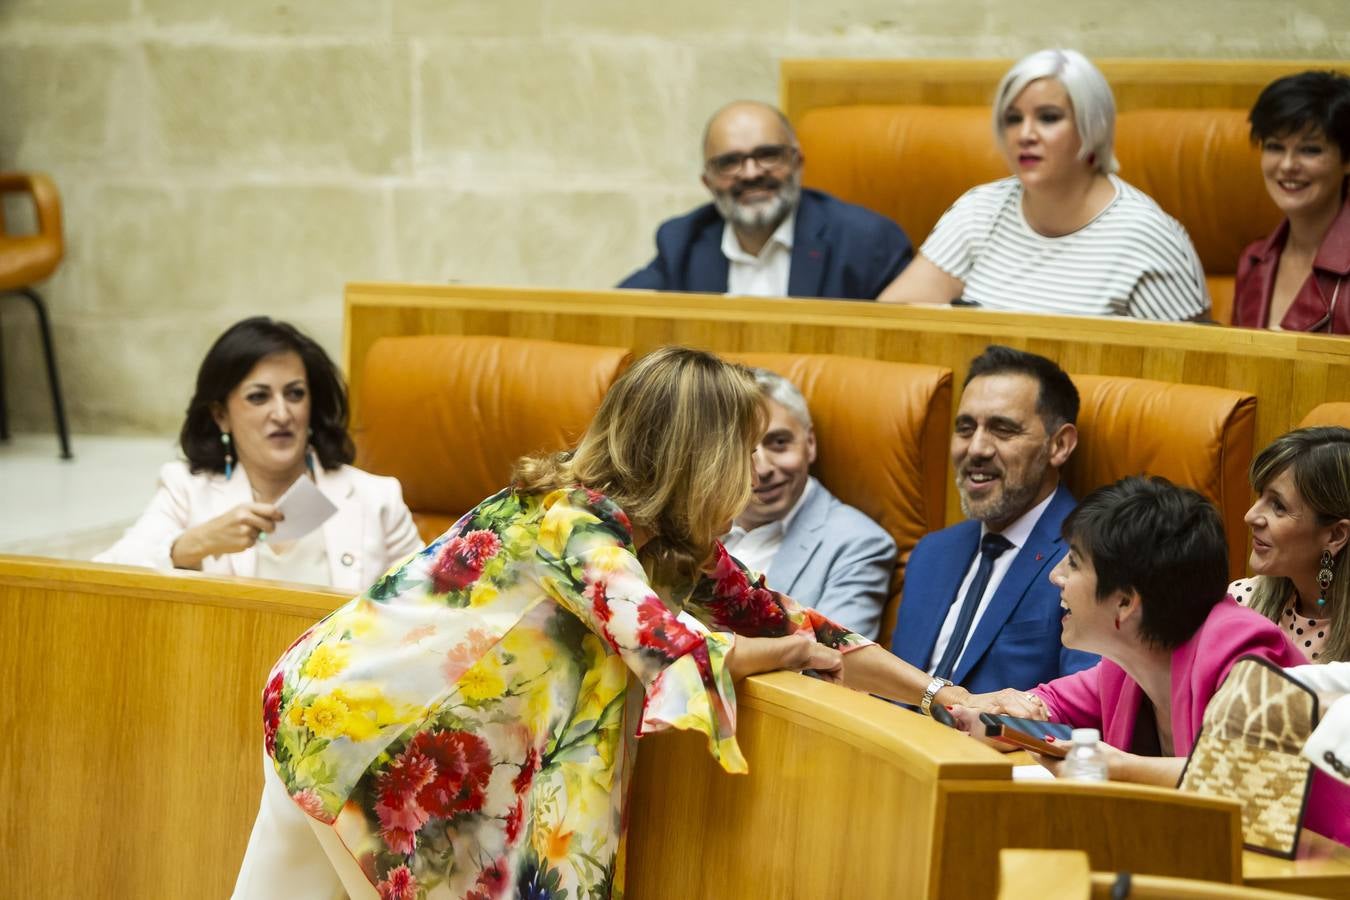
top-left (724, 369), bottom-right (896, 639)
top-left (618, 101), bottom-right (912, 300)
top-left (891, 346), bottom-right (1098, 703)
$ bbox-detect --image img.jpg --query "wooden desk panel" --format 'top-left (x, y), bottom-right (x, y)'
top-left (627, 673), bottom-right (1242, 900)
top-left (779, 58), bottom-right (1348, 124)
top-left (0, 556), bottom-right (343, 900)
top-left (1243, 832), bottom-right (1350, 899)
top-left (3, 557), bottom-right (1266, 900)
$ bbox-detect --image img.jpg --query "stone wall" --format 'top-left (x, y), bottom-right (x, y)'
top-left (1, 1), bottom-right (1346, 434)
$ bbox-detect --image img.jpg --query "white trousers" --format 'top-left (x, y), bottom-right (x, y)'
top-left (231, 755), bottom-right (378, 900)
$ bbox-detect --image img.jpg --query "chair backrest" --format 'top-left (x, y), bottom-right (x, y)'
top-left (1064, 374), bottom-right (1257, 578)
top-left (0, 171), bottom-right (64, 289)
top-left (797, 105), bottom-right (1278, 325)
top-left (1299, 402), bottom-right (1350, 429)
top-left (729, 352), bottom-right (952, 645)
top-left (355, 334), bottom-right (631, 539)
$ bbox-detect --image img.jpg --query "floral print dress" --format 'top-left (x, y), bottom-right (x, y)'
top-left (264, 486), bottom-right (869, 899)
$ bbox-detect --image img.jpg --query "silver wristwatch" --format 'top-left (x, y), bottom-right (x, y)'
top-left (920, 675), bottom-right (952, 715)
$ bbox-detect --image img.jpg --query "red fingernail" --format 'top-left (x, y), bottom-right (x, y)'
top-left (945, 706), bottom-right (954, 710)
top-left (1045, 736), bottom-right (1056, 742)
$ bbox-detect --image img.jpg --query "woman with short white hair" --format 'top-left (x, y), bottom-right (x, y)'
top-left (880, 49), bottom-right (1210, 321)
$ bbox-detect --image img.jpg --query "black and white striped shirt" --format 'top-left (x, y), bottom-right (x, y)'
top-left (921, 176), bottom-right (1209, 321)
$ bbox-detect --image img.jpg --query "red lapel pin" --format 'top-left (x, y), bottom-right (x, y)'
top-left (1035, 552), bottom-right (1044, 561)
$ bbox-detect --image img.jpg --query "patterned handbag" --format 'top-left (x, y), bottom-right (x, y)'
top-left (1178, 655), bottom-right (1320, 858)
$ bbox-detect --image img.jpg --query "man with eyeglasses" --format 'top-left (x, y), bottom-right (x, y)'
top-left (619, 101), bottom-right (912, 300)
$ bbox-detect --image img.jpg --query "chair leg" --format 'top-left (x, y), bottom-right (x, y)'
top-left (21, 288), bottom-right (72, 459)
top-left (0, 311), bottom-right (8, 441)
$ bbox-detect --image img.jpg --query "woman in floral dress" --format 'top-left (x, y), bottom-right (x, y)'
top-left (233, 346), bottom-right (968, 900)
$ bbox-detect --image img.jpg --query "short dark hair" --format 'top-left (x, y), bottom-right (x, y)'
top-left (179, 317), bottom-right (355, 474)
top-left (1062, 475), bottom-right (1228, 650)
top-left (963, 345), bottom-right (1080, 430)
top-left (1249, 70), bottom-right (1350, 158)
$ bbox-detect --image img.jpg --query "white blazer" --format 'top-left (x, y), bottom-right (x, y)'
top-left (95, 461), bottom-right (423, 593)
top-left (1287, 662), bottom-right (1350, 785)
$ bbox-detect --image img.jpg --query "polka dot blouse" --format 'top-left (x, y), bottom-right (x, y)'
top-left (1229, 576), bottom-right (1329, 662)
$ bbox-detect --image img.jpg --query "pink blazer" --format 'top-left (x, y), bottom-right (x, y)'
top-left (1033, 597), bottom-right (1349, 846)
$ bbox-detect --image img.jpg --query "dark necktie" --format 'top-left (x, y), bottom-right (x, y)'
top-left (933, 532), bottom-right (1014, 681)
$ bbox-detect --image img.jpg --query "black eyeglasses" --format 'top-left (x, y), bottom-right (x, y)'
top-left (705, 144), bottom-right (798, 177)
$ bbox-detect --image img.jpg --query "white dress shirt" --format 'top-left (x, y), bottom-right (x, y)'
top-left (722, 478), bottom-right (814, 579)
top-left (722, 211), bottom-right (795, 298)
top-left (926, 490), bottom-right (1057, 674)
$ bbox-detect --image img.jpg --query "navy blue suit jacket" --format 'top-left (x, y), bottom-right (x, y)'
top-left (890, 485), bottom-right (1098, 692)
top-left (618, 188), bottom-right (912, 300)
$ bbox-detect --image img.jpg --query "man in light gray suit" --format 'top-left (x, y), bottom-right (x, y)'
top-left (722, 368), bottom-right (897, 639)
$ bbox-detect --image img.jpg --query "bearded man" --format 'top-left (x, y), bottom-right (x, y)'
top-left (891, 346), bottom-right (1099, 699)
top-left (619, 101), bottom-right (912, 299)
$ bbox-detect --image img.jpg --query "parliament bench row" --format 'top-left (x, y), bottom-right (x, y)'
top-left (6, 555), bottom-right (1348, 898)
top-left (347, 330), bottom-right (1346, 646)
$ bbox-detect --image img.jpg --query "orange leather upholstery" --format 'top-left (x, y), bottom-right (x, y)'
top-left (0, 172), bottom-right (63, 290)
top-left (730, 352), bottom-right (953, 645)
top-left (352, 335), bottom-right (952, 645)
top-left (355, 335), bottom-right (631, 540)
top-left (1065, 374), bottom-right (1257, 578)
top-left (1299, 403), bottom-right (1350, 429)
top-left (797, 106), bottom-right (1006, 260)
top-left (797, 106), bottom-right (1279, 325)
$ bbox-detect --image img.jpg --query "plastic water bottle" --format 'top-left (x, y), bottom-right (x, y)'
top-left (1061, 728), bottom-right (1109, 782)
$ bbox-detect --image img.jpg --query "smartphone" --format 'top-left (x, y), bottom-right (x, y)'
top-left (979, 712), bottom-right (1073, 758)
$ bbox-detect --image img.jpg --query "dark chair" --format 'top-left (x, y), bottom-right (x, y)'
top-left (0, 171), bottom-right (71, 458)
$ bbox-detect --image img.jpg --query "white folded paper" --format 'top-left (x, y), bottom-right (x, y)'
top-left (269, 475), bottom-right (338, 542)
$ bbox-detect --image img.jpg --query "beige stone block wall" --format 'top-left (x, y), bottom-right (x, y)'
top-left (0, 1), bottom-right (1347, 436)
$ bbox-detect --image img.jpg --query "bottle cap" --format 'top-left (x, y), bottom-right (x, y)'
top-left (1071, 728), bottom-right (1100, 745)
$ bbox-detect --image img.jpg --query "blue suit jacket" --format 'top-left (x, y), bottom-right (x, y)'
top-left (618, 188), bottom-right (912, 300)
top-left (890, 484), bottom-right (1098, 692)
top-left (762, 478), bottom-right (896, 641)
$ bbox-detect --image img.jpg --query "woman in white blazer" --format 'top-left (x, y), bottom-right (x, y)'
top-left (1289, 662), bottom-right (1350, 785)
top-left (96, 317), bottom-right (421, 592)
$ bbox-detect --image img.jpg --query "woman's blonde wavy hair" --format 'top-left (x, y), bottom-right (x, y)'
top-left (513, 346), bottom-right (765, 581)
top-left (1246, 426), bottom-right (1350, 662)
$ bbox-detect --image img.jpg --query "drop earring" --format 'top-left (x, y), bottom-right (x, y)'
top-left (222, 432), bottom-right (234, 480)
top-left (1317, 549), bottom-right (1334, 608)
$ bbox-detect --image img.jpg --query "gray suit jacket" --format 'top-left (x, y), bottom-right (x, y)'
top-left (764, 477), bottom-right (897, 640)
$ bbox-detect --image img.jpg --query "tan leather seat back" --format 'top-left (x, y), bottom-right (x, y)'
top-left (1065, 374), bottom-right (1257, 578)
top-left (799, 105), bottom-right (1006, 254)
top-left (1113, 109), bottom-right (1275, 273)
top-left (356, 335), bottom-right (631, 540)
top-left (730, 352), bottom-right (952, 645)
top-left (1299, 403), bottom-right (1350, 429)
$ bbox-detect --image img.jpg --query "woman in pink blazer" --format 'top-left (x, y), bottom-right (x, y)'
top-left (962, 476), bottom-right (1349, 846)
top-left (96, 317), bottom-right (421, 592)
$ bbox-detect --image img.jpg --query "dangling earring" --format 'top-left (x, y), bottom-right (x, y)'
top-left (1317, 549), bottom-right (1335, 608)
top-left (221, 432), bottom-right (234, 480)
top-left (305, 427), bottom-right (316, 475)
